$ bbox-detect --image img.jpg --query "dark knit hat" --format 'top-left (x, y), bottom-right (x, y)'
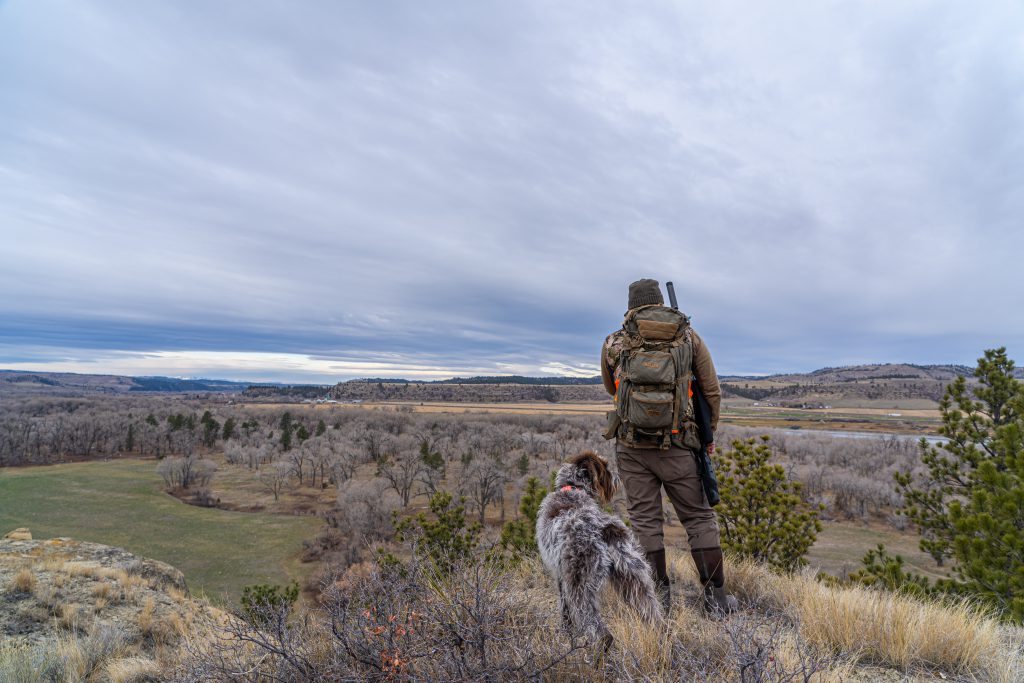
top-left (628, 278), bottom-right (664, 309)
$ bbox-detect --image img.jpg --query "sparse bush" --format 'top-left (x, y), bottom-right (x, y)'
top-left (240, 581), bottom-right (300, 627)
top-left (178, 551), bottom-right (589, 682)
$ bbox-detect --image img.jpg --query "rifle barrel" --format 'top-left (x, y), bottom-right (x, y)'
top-left (666, 281), bottom-right (678, 310)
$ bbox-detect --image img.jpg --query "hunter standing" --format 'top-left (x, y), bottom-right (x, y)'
top-left (601, 278), bottom-right (737, 616)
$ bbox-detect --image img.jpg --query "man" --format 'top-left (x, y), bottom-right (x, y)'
top-left (601, 278), bottom-right (737, 616)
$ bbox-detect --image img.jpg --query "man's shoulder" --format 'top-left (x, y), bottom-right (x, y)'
top-left (602, 329), bottom-right (629, 364)
top-left (603, 328), bottom-right (628, 349)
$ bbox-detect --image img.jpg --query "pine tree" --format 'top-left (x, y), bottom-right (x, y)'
top-left (499, 476), bottom-right (551, 558)
top-left (894, 347), bottom-right (1024, 622)
top-left (395, 491), bottom-right (481, 573)
top-left (279, 412), bottom-right (293, 451)
top-left (848, 544), bottom-right (931, 598)
top-left (716, 437), bottom-right (823, 572)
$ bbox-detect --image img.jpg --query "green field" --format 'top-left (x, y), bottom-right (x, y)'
top-left (0, 459), bottom-right (321, 605)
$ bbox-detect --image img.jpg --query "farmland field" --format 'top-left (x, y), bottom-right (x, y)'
top-left (0, 458), bottom-right (321, 605)
top-left (243, 399), bottom-right (944, 436)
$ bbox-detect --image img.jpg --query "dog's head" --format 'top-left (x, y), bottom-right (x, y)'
top-left (554, 451), bottom-right (617, 505)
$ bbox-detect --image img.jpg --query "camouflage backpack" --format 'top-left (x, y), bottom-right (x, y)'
top-left (604, 305), bottom-right (699, 450)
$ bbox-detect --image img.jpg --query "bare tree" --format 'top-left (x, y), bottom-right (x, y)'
top-left (416, 438), bottom-right (447, 496)
top-left (375, 439), bottom-right (423, 507)
top-left (334, 478), bottom-right (401, 543)
top-left (459, 455), bottom-right (509, 525)
top-left (259, 461), bottom-right (292, 502)
top-left (157, 456), bottom-right (216, 490)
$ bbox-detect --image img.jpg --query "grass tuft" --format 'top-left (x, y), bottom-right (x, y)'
top-left (9, 566), bottom-right (36, 593)
top-left (137, 597), bottom-right (156, 638)
top-left (103, 656), bottom-right (161, 683)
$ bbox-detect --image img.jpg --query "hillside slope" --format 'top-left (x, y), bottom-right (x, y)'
top-left (0, 531), bottom-right (225, 679)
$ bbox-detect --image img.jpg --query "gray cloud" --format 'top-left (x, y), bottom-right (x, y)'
top-left (1, 0), bottom-right (1022, 380)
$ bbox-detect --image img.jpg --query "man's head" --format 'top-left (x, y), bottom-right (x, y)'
top-left (628, 278), bottom-right (664, 310)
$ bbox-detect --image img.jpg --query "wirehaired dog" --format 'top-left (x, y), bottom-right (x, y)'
top-left (536, 452), bottom-right (664, 648)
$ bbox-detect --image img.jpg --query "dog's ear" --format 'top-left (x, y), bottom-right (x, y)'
top-left (591, 454), bottom-right (616, 504)
top-left (569, 451), bottom-right (616, 504)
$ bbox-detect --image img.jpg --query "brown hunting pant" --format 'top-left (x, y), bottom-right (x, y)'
top-left (615, 442), bottom-right (720, 553)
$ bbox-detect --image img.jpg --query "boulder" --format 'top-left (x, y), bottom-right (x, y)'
top-left (3, 527), bottom-right (32, 541)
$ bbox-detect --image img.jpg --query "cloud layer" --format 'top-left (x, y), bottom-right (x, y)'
top-left (2, 1), bottom-right (1022, 381)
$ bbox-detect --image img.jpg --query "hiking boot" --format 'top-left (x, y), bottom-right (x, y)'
top-left (646, 549), bottom-right (671, 614)
top-left (701, 585), bottom-right (738, 618)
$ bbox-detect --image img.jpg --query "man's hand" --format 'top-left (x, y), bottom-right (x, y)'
top-left (707, 442), bottom-right (715, 455)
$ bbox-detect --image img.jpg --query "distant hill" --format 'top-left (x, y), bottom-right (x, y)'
top-left (718, 363), bottom-right (1024, 406)
top-left (347, 375), bottom-right (602, 385)
top-left (3, 362), bottom-right (1020, 402)
top-left (0, 370), bottom-right (291, 396)
top-left (721, 363), bottom-right (976, 384)
top-left (333, 363), bottom-right (1024, 405)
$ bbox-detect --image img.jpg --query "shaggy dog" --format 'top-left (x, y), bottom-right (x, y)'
top-left (536, 452), bottom-right (664, 648)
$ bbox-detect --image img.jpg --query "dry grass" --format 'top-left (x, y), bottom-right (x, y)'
top-left (665, 553), bottom-right (1015, 682)
top-left (9, 566), bottom-right (36, 593)
top-left (172, 552), bottom-right (1018, 682)
top-left (91, 580), bottom-right (112, 600)
top-left (57, 602), bottom-right (82, 631)
top-left (137, 596), bottom-right (156, 638)
top-left (104, 656), bottom-right (161, 683)
top-left (783, 574), bottom-right (1006, 675)
top-left (64, 561), bottom-right (101, 578)
top-left (98, 566), bottom-right (130, 583)
top-left (55, 623), bottom-right (128, 682)
top-left (163, 610), bottom-right (187, 641)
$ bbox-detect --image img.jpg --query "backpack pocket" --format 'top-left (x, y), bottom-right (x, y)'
top-left (603, 410), bottom-right (621, 440)
top-left (626, 350), bottom-right (676, 386)
top-left (627, 390), bottom-right (674, 429)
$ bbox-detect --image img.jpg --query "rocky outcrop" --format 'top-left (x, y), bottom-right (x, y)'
top-left (0, 532), bottom-right (224, 678)
top-left (2, 527), bottom-right (32, 541)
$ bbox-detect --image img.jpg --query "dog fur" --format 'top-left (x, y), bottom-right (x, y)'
top-left (536, 452), bottom-right (664, 645)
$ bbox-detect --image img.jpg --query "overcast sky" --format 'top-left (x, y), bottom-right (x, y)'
top-left (1, 1), bottom-right (1022, 383)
